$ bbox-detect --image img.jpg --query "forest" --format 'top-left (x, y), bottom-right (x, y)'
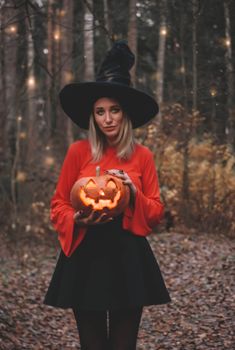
top-left (0, 0), bottom-right (234, 349)
top-left (1, 0), bottom-right (235, 235)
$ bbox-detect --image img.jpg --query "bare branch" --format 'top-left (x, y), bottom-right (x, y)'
top-left (82, 0), bottom-right (114, 44)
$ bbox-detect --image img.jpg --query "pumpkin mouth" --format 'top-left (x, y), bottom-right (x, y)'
top-left (79, 188), bottom-right (121, 210)
top-left (70, 173), bottom-right (130, 220)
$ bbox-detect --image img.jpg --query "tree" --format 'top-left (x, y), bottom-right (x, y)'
top-left (103, 0), bottom-right (112, 49)
top-left (84, 0), bottom-right (95, 80)
top-left (192, 0), bottom-right (198, 112)
top-left (0, 6), bottom-right (7, 162)
top-left (60, 0), bottom-right (75, 146)
top-left (26, 14), bottom-right (36, 163)
top-left (224, 0), bottom-right (235, 150)
top-left (155, 0), bottom-right (168, 121)
top-left (128, 0), bottom-right (137, 86)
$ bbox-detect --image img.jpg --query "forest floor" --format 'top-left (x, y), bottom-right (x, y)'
top-left (0, 227), bottom-right (234, 350)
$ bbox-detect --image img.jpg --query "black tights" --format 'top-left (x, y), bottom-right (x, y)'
top-left (73, 306), bottom-right (143, 350)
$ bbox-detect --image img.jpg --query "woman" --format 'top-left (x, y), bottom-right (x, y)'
top-left (44, 41), bottom-right (171, 350)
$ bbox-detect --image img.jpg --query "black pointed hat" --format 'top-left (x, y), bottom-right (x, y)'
top-left (59, 40), bottom-right (159, 129)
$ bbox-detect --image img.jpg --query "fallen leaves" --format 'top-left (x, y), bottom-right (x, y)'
top-left (0, 230), bottom-right (234, 349)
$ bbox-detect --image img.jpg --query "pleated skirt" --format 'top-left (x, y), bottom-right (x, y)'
top-left (43, 216), bottom-right (171, 311)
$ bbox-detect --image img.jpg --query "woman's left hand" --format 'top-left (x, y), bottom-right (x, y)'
top-left (105, 169), bottom-right (137, 200)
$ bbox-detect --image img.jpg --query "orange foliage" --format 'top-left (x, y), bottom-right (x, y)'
top-left (136, 103), bottom-right (235, 236)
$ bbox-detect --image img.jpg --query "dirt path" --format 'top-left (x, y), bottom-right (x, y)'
top-left (0, 230), bottom-right (234, 349)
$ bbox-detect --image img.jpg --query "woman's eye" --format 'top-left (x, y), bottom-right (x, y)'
top-left (96, 110), bottom-right (104, 116)
top-left (111, 108), bottom-right (120, 113)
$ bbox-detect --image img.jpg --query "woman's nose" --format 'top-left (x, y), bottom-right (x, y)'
top-left (104, 112), bottom-right (112, 123)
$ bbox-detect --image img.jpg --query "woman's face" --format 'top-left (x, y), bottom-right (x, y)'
top-left (93, 97), bottom-right (124, 144)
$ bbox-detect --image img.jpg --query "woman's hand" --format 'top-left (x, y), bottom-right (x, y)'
top-left (73, 207), bottom-right (113, 226)
top-left (105, 169), bottom-right (137, 206)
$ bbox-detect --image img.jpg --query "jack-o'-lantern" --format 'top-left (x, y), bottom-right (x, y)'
top-left (70, 167), bottom-right (130, 219)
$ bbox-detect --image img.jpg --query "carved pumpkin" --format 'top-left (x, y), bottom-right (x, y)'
top-left (70, 168), bottom-right (130, 219)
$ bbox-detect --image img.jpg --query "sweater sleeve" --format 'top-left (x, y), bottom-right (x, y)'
top-left (123, 149), bottom-right (164, 236)
top-left (50, 143), bottom-right (86, 257)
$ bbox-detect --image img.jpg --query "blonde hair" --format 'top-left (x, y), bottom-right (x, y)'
top-left (88, 111), bottom-right (136, 162)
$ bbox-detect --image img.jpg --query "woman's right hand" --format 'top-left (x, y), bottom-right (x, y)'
top-left (73, 208), bottom-right (113, 226)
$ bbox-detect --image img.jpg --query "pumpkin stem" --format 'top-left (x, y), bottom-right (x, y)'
top-left (96, 166), bottom-right (100, 176)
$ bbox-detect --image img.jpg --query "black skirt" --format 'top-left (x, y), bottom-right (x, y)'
top-left (43, 216), bottom-right (171, 311)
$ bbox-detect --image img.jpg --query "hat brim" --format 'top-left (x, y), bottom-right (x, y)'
top-left (59, 82), bottom-right (159, 129)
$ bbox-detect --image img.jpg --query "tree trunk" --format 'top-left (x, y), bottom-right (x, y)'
top-left (128, 0), bottom-right (137, 86)
top-left (192, 0), bottom-right (198, 112)
top-left (179, 0), bottom-right (188, 112)
top-left (156, 0), bottom-right (167, 122)
top-left (103, 0), bottom-right (112, 49)
top-left (224, 0), bottom-right (235, 151)
top-left (0, 8), bottom-right (7, 163)
top-left (46, 0), bottom-right (53, 136)
top-left (49, 4), bottom-right (67, 149)
top-left (54, 6), bottom-right (64, 138)
top-left (84, 0), bottom-right (94, 80)
top-left (0, 6), bottom-right (18, 218)
top-left (15, 9), bottom-right (37, 213)
top-left (61, 0), bottom-right (74, 146)
top-left (26, 16), bottom-right (36, 163)
top-left (11, 4), bottom-right (28, 217)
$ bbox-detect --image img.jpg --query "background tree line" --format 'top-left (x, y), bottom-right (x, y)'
top-left (0, 0), bottom-right (234, 236)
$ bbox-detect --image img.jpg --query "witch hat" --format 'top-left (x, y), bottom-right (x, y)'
top-left (59, 40), bottom-right (159, 129)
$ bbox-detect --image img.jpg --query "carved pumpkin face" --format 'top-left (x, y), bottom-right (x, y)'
top-left (70, 174), bottom-right (130, 218)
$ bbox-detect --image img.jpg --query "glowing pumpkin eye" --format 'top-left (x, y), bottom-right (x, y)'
top-left (85, 180), bottom-right (96, 189)
top-left (106, 180), bottom-right (117, 189)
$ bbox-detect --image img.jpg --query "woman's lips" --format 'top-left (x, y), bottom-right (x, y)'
top-left (104, 126), bottom-right (116, 130)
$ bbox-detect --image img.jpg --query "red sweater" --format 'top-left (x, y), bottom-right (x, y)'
top-left (50, 140), bottom-right (164, 257)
